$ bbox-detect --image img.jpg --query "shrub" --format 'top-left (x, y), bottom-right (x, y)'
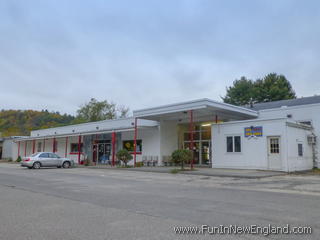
top-left (136, 162), bottom-right (143, 167)
top-left (170, 168), bottom-right (180, 174)
top-left (116, 149), bottom-right (133, 167)
top-left (171, 149), bottom-right (193, 170)
top-left (16, 156), bottom-right (22, 162)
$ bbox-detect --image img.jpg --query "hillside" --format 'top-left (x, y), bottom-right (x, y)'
top-left (0, 110), bottom-right (75, 137)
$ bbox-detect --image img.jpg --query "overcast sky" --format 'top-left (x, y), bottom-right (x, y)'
top-left (0, 0), bottom-right (319, 115)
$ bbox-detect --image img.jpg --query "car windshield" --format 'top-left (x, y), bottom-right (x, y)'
top-left (30, 153), bottom-right (39, 157)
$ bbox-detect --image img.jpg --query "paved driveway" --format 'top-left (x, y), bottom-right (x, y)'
top-left (0, 163), bottom-right (319, 240)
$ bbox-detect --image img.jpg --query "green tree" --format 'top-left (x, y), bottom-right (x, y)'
top-left (116, 149), bottom-right (133, 167)
top-left (254, 73), bottom-right (296, 102)
top-left (171, 149), bottom-right (193, 170)
top-left (76, 98), bottom-right (130, 122)
top-left (222, 73), bottom-right (296, 106)
top-left (222, 77), bottom-right (254, 105)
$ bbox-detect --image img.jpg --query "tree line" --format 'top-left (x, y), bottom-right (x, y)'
top-left (0, 98), bottom-right (129, 137)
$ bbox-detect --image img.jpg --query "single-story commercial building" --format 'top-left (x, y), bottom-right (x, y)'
top-left (10, 96), bottom-right (320, 172)
top-left (0, 136), bottom-right (26, 160)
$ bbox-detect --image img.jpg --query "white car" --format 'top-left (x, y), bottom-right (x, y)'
top-left (21, 152), bottom-right (74, 169)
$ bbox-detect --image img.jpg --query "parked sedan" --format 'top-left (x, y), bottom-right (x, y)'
top-left (21, 152), bottom-right (74, 169)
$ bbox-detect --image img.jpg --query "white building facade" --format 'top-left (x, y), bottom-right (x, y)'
top-left (10, 96), bottom-right (320, 172)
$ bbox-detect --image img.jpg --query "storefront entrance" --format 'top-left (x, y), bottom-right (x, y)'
top-left (92, 140), bottom-right (111, 164)
top-left (183, 140), bottom-right (211, 165)
top-left (182, 124), bottom-right (212, 166)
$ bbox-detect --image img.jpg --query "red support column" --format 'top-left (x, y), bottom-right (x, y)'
top-left (52, 137), bottom-right (56, 153)
top-left (24, 141), bottom-right (27, 157)
top-left (78, 135), bottom-right (81, 164)
top-left (32, 140), bottom-right (35, 154)
top-left (43, 139), bottom-right (45, 152)
top-left (133, 118), bottom-right (138, 168)
top-left (112, 131), bottom-right (116, 166)
top-left (65, 136), bottom-right (68, 158)
top-left (215, 114), bottom-right (218, 124)
top-left (189, 110), bottom-right (194, 169)
top-left (18, 142), bottom-right (20, 157)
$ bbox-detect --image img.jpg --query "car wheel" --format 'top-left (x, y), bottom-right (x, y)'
top-left (33, 162), bottom-right (41, 169)
top-left (62, 161), bottom-right (71, 168)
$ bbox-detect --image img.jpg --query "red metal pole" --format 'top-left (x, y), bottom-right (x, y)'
top-left (32, 140), bottom-right (35, 154)
top-left (43, 139), bottom-right (45, 152)
top-left (65, 136), bottom-right (68, 157)
top-left (189, 110), bottom-right (194, 169)
top-left (133, 118), bottom-right (138, 167)
top-left (215, 114), bottom-right (218, 124)
top-left (24, 141), bottom-right (27, 157)
top-left (18, 142), bottom-right (20, 157)
top-left (78, 135), bottom-right (81, 164)
top-left (112, 131), bottom-right (116, 166)
top-left (52, 137), bottom-right (55, 153)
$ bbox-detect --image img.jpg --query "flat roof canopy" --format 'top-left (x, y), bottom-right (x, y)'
top-left (133, 98), bottom-right (258, 122)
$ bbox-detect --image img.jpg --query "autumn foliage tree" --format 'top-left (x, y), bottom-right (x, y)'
top-left (0, 110), bottom-right (75, 137)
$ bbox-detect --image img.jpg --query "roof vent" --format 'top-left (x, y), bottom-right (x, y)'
top-left (72, 129), bottom-right (75, 133)
top-left (96, 126), bottom-right (99, 130)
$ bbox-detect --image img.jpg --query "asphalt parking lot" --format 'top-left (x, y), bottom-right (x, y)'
top-left (0, 163), bottom-right (319, 240)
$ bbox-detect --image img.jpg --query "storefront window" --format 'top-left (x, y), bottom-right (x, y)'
top-left (123, 140), bottom-right (142, 153)
top-left (71, 143), bottom-right (83, 153)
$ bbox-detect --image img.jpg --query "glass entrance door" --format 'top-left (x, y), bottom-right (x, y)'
top-left (183, 140), bottom-right (211, 166)
top-left (93, 142), bottom-right (111, 164)
top-left (183, 141), bottom-right (200, 165)
top-left (201, 141), bottom-right (211, 165)
top-left (98, 143), bottom-right (111, 164)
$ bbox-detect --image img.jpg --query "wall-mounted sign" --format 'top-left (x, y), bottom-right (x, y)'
top-left (244, 126), bottom-right (263, 138)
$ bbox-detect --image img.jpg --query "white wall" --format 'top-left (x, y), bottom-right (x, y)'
top-left (212, 119), bottom-right (289, 171)
top-left (212, 118), bottom-right (313, 172)
top-left (121, 127), bottom-right (160, 164)
top-left (159, 120), bottom-right (178, 163)
top-left (258, 103), bottom-right (320, 167)
top-left (286, 125), bottom-right (313, 171)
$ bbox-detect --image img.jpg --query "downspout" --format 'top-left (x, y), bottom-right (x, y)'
top-left (285, 123), bottom-right (290, 172)
top-left (310, 132), bottom-right (318, 168)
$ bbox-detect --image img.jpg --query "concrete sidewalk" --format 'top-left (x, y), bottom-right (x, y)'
top-left (86, 165), bottom-right (285, 179)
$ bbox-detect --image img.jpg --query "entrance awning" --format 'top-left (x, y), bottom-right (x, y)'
top-left (133, 98), bottom-right (258, 122)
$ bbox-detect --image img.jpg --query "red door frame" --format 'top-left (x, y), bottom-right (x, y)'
top-left (112, 131), bottom-right (116, 166)
top-left (78, 135), bottom-right (82, 164)
top-left (133, 118), bottom-right (138, 167)
top-left (24, 141), bottom-right (27, 157)
top-left (189, 110), bottom-right (194, 169)
top-left (52, 137), bottom-right (56, 153)
top-left (18, 142), bottom-right (20, 157)
top-left (65, 136), bottom-right (68, 157)
top-left (32, 140), bottom-right (35, 154)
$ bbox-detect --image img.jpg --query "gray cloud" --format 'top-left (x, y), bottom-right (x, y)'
top-left (0, 0), bottom-right (319, 115)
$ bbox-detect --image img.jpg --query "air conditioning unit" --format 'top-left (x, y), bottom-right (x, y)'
top-left (307, 135), bottom-right (317, 145)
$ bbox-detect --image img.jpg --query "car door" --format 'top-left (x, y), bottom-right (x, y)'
top-left (52, 153), bottom-right (63, 166)
top-left (48, 153), bottom-right (60, 166)
top-left (38, 153), bottom-right (50, 167)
